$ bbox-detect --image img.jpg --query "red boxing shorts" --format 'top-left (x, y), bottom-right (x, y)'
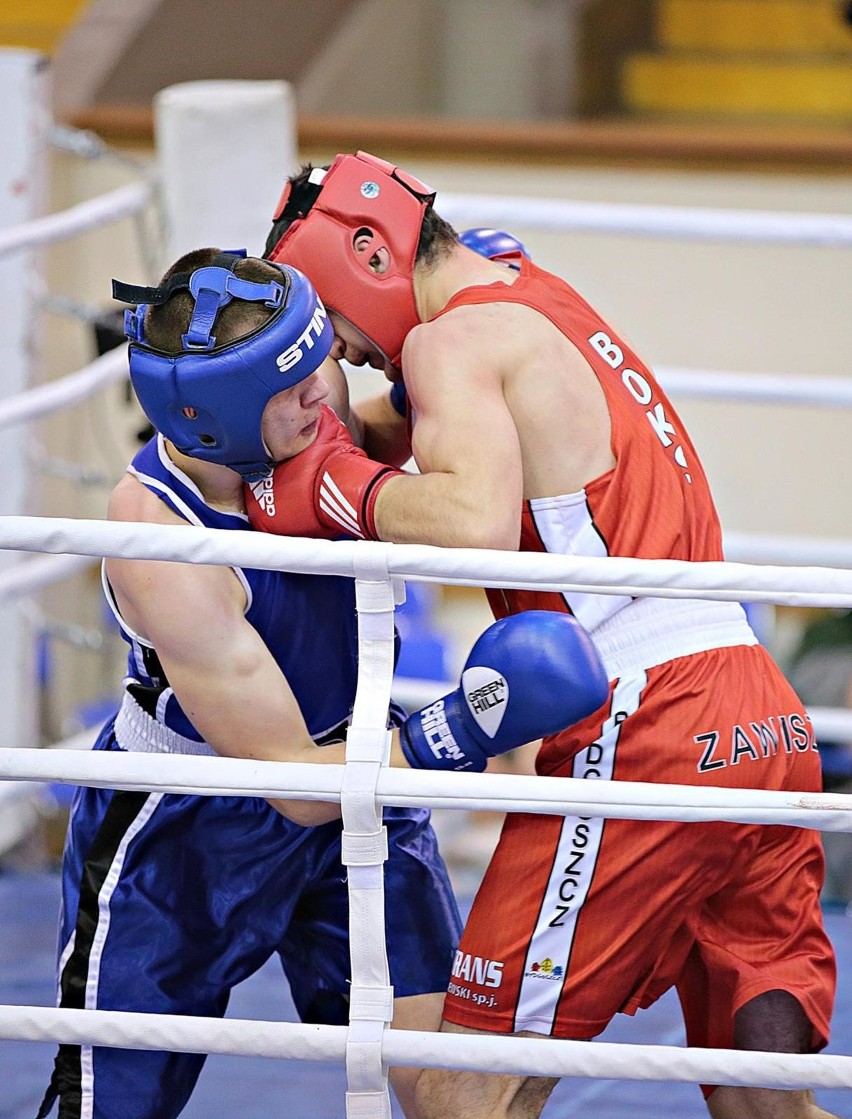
top-left (443, 643), bottom-right (835, 1056)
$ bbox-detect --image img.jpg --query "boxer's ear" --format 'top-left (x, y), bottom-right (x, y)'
top-left (353, 229), bottom-right (390, 274)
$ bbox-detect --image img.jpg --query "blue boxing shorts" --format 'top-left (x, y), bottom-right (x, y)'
top-left (39, 717), bottom-right (461, 1119)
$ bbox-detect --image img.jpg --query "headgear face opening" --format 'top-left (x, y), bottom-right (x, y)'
top-left (266, 151), bottom-right (435, 372)
top-left (112, 253), bottom-right (333, 482)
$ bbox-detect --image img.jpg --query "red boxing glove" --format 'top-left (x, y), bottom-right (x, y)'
top-left (245, 405), bottom-right (402, 540)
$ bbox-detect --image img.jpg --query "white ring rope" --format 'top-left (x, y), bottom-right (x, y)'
top-left (0, 346), bottom-right (128, 430)
top-left (2, 530), bottom-right (851, 607)
top-left (655, 366), bottom-right (852, 408)
top-left (440, 193), bottom-right (852, 248)
top-left (0, 182), bottom-right (153, 259)
top-left (0, 553), bottom-right (96, 601)
top-left (8, 353), bottom-right (852, 433)
top-left (3, 530), bottom-right (851, 607)
top-left (2, 349), bottom-right (848, 437)
top-left (723, 533), bottom-right (852, 569)
top-left (1, 1005), bottom-right (850, 1091)
top-left (1, 516), bottom-right (851, 607)
top-left (1, 748), bottom-right (851, 831)
top-left (0, 185), bottom-right (843, 264)
top-left (807, 707), bottom-right (852, 744)
top-left (0, 191), bottom-right (846, 442)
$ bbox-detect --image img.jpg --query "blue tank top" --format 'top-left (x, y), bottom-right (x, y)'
top-left (104, 435), bottom-right (360, 744)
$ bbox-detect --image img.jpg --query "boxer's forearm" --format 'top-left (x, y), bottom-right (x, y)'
top-left (373, 471), bottom-right (520, 551)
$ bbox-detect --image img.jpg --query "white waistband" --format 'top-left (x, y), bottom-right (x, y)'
top-left (114, 692), bottom-right (218, 756)
top-left (589, 597), bottom-right (758, 680)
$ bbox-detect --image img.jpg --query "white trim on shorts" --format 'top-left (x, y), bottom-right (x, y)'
top-left (512, 672), bottom-right (646, 1035)
top-left (590, 597), bottom-right (757, 680)
top-left (114, 692), bottom-right (218, 756)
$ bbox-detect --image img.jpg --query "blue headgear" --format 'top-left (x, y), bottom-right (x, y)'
top-left (112, 251), bottom-right (333, 482)
top-left (459, 227), bottom-right (530, 267)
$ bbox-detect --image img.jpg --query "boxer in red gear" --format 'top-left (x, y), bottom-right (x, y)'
top-left (260, 156), bottom-right (839, 1119)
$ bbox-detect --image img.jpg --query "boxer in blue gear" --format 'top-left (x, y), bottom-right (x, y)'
top-left (35, 249), bottom-right (462, 1119)
top-left (40, 248), bottom-right (605, 1119)
top-left (113, 248), bottom-right (334, 482)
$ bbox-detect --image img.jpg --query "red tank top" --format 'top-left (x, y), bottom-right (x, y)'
top-left (432, 259), bottom-right (723, 629)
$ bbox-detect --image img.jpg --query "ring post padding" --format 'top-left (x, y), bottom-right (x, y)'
top-left (0, 48), bottom-right (48, 758)
top-left (342, 549), bottom-right (398, 1118)
top-left (154, 79), bottom-right (296, 260)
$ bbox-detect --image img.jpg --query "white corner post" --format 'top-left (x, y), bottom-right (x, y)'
top-left (153, 80), bottom-right (297, 261)
top-left (0, 49), bottom-right (49, 758)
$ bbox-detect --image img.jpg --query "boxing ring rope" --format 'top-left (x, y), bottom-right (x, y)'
top-left (1, 515), bottom-right (852, 1106)
top-left (722, 533), bottom-right (852, 569)
top-left (3, 350), bottom-right (851, 435)
top-left (2, 516), bottom-right (850, 605)
top-left (439, 193), bottom-right (852, 248)
top-left (0, 347), bottom-right (129, 429)
top-left (2, 1005), bottom-right (852, 1092)
top-left (2, 745), bottom-right (852, 830)
top-left (0, 181), bottom-right (153, 260)
top-left (654, 367), bottom-right (852, 408)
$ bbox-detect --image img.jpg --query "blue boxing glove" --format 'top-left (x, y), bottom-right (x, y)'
top-left (389, 379), bottom-right (408, 417)
top-left (460, 227), bottom-right (530, 264)
top-left (399, 611), bottom-right (609, 772)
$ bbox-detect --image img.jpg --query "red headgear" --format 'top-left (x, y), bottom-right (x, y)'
top-left (266, 151), bottom-right (435, 371)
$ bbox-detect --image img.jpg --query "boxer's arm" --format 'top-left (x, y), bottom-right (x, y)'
top-left (353, 388), bottom-right (412, 467)
top-left (372, 313), bottom-right (523, 549)
top-left (106, 477), bottom-right (345, 825)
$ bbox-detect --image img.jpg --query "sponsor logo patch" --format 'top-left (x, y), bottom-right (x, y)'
top-left (524, 957), bottom-right (564, 981)
top-left (276, 299), bottom-right (328, 373)
top-left (461, 665), bottom-right (508, 739)
top-left (248, 477), bottom-right (276, 517)
top-left (417, 699), bottom-right (465, 764)
top-left (451, 951), bottom-right (504, 989)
